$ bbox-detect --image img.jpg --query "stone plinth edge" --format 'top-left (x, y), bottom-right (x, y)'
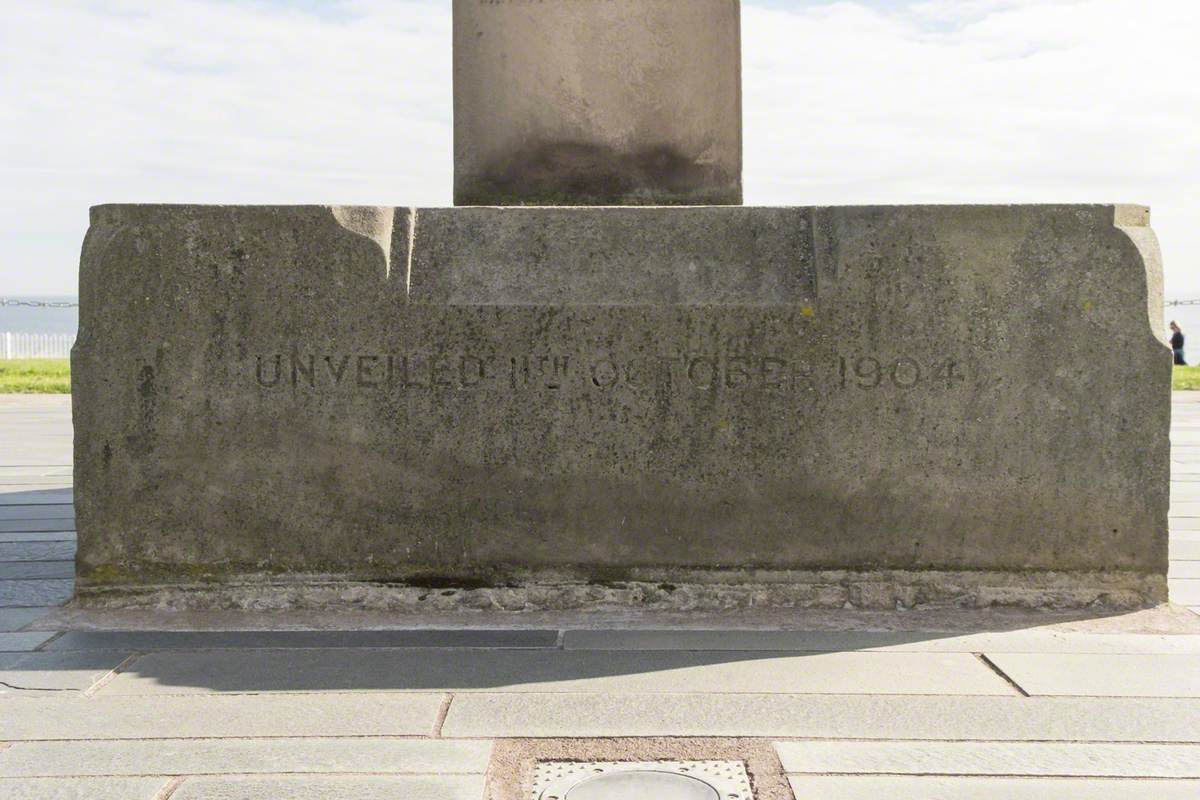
top-left (71, 570), bottom-right (1167, 612)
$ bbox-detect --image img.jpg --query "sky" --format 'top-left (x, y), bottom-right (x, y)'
top-left (1, 0), bottom-right (1198, 302)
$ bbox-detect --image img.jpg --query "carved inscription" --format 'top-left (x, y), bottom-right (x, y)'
top-left (252, 352), bottom-right (966, 393)
top-left (837, 355), bottom-right (965, 390)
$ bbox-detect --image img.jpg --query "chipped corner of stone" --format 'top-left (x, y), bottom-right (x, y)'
top-left (1110, 203), bottom-right (1166, 347)
top-left (328, 205), bottom-right (398, 277)
top-left (1112, 204), bottom-right (1151, 228)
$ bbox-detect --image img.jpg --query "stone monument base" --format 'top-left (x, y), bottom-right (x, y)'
top-left (72, 570), bottom-right (1165, 612)
top-left (72, 204), bottom-right (1169, 608)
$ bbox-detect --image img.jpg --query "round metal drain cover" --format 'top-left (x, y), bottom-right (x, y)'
top-left (565, 770), bottom-right (719, 800)
top-left (534, 761), bottom-right (752, 800)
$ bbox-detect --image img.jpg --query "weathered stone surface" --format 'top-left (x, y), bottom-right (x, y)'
top-left (73, 204), bottom-right (1168, 602)
top-left (453, 0), bottom-right (742, 205)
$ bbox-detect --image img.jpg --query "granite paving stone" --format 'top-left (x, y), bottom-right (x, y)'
top-left (0, 777), bottom-right (169, 800)
top-left (1171, 562), bottom-right (1200, 578)
top-left (45, 628), bottom-right (558, 651)
top-left (0, 631), bottom-right (55, 652)
top-left (775, 740), bottom-right (1200, 778)
top-left (563, 629), bottom-right (1200, 654)
top-left (0, 693), bottom-right (447, 739)
top-left (0, 490), bottom-right (74, 506)
top-left (1170, 579), bottom-right (1200, 605)
top-left (0, 505), bottom-right (75, 521)
top-left (0, 562), bottom-right (74, 580)
top-left (94, 649), bottom-right (1014, 696)
top-left (983, 653), bottom-right (1200, 697)
top-left (0, 651), bottom-right (132, 691)
top-left (0, 738), bottom-right (492, 777)
top-left (0, 580), bottom-right (73, 607)
top-left (0, 541), bottom-right (75, 562)
top-left (0, 531), bottom-right (77, 543)
top-left (440, 693), bottom-right (1200, 741)
top-left (0, 479), bottom-right (74, 488)
top-left (786, 776), bottom-right (1200, 799)
top-left (0, 608), bottom-right (54, 632)
top-left (1172, 540), bottom-right (1200, 559)
top-left (170, 775), bottom-right (488, 800)
top-left (0, 468), bottom-right (71, 478)
top-left (0, 519), bottom-right (76, 533)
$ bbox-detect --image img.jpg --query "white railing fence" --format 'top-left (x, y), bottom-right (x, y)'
top-left (0, 332), bottom-right (76, 360)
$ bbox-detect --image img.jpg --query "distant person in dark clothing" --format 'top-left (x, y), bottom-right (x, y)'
top-left (1171, 321), bottom-right (1187, 365)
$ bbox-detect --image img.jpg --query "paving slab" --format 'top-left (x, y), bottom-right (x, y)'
top-left (983, 653), bottom-right (1200, 697)
top-left (95, 649), bottom-right (1014, 696)
top-left (563, 629), bottom-right (1200, 654)
top-left (775, 740), bottom-right (1200, 778)
top-left (0, 651), bottom-right (131, 691)
top-left (0, 458), bottom-right (73, 470)
top-left (0, 607), bottom-right (54, 632)
top-left (0, 738), bottom-right (492, 778)
top-left (0, 693), bottom-right (446, 740)
top-left (1173, 540), bottom-right (1200, 558)
top-left (441, 693), bottom-right (1200, 741)
top-left (171, 775), bottom-right (487, 800)
top-left (0, 505), bottom-right (74, 521)
top-left (0, 777), bottom-right (168, 800)
top-left (0, 490), bottom-right (74, 506)
top-left (0, 468), bottom-right (71, 478)
top-left (0, 519), bottom-right (75, 533)
top-left (0, 562), bottom-right (74, 580)
top-left (45, 628), bottom-right (558, 651)
top-left (0, 631), bottom-right (55, 652)
top-left (0, 531), bottom-right (77, 543)
top-left (0, 541), bottom-right (75, 562)
top-left (786, 775), bottom-right (1200, 799)
top-left (0, 580), bottom-right (73, 607)
top-left (1170, 579), bottom-right (1200, 604)
top-left (0, 479), bottom-right (73, 488)
top-left (1171, 562), bottom-right (1200, 578)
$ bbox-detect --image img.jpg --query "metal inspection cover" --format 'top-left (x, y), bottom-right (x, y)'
top-left (533, 760), bottom-right (753, 800)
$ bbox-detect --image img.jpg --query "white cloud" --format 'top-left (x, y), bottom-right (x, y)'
top-left (0, 0), bottom-right (1197, 300)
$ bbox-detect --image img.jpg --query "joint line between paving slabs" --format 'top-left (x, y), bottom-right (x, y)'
top-left (433, 692), bottom-right (454, 737)
top-left (976, 652), bottom-right (1030, 697)
top-left (83, 652), bottom-right (142, 697)
top-left (31, 631), bottom-right (64, 651)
